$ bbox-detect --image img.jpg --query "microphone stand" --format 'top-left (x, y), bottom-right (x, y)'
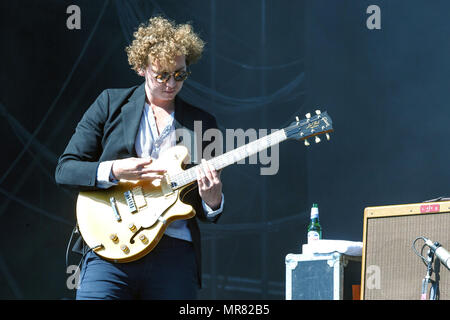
top-left (421, 248), bottom-right (434, 300)
top-left (430, 247), bottom-right (441, 300)
top-left (413, 236), bottom-right (445, 300)
top-left (430, 259), bottom-right (440, 300)
top-left (420, 247), bottom-right (441, 300)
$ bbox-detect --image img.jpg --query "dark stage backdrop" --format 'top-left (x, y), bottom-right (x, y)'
top-left (0, 0), bottom-right (449, 299)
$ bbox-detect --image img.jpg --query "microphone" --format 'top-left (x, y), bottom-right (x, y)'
top-left (423, 237), bottom-right (450, 270)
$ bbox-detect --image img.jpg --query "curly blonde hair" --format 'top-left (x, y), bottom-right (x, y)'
top-left (125, 16), bottom-right (205, 74)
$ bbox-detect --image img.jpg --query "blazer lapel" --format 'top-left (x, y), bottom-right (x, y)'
top-left (122, 82), bottom-right (146, 156)
top-left (174, 95), bottom-right (187, 133)
top-left (174, 96), bottom-right (200, 164)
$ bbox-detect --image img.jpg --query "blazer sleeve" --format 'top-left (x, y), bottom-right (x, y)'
top-left (54, 90), bottom-right (110, 190)
top-left (187, 114), bottom-right (223, 224)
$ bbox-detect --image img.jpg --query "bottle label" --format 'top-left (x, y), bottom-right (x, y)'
top-left (308, 231), bottom-right (320, 242)
top-left (310, 207), bottom-right (319, 219)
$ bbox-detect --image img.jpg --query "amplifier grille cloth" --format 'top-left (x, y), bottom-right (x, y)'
top-left (364, 212), bottom-right (450, 300)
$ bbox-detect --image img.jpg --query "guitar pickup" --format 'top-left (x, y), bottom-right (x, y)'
top-left (132, 186), bottom-right (147, 209)
top-left (124, 191), bottom-right (138, 213)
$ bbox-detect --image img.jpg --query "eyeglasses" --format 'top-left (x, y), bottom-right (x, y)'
top-left (152, 69), bottom-right (191, 83)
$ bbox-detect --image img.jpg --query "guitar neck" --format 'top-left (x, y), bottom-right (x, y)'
top-left (169, 129), bottom-right (287, 189)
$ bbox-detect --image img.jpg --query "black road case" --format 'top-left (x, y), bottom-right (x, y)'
top-left (285, 252), bottom-right (362, 300)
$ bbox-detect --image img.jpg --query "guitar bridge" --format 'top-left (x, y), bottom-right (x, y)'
top-left (109, 197), bottom-right (122, 222)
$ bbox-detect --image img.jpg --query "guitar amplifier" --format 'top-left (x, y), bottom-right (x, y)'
top-left (285, 252), bottom-right (361, 300)
top-left (361, 201), bottom-right (450, 300)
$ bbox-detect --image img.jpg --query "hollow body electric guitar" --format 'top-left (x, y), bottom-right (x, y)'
top-left (76, 111), bottom-right (333, 263)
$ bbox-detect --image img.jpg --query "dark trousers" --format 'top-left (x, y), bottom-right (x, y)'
top-left (76, 235), bottom-right (198, 300)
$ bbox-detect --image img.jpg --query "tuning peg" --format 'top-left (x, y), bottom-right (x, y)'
top-left (315, 136), bottom-right (321, 143)
top-left (305, 113), bottom-right (311, 119)
top-left (326, 133), bottom-right (330, 141)
top-left (315, 110), bottom-right (321, 115)
top-left (304, 139), bottom-right (310, 146)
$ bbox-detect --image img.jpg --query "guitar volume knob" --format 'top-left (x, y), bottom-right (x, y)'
top-left (109, 234), bottom-right (119, 244)
top-left (129, 223), bottom-right (137, 233)
top-left (139, 234), bottom-right (149, 245)
top-left (120, 245), bottom-right (130, 254)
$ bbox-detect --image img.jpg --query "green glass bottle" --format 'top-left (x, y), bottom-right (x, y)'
top-left (307, 203), bottom-right (322, 243)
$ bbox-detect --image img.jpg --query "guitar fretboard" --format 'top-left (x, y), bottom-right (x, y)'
top-left (169, 129), bottom-right (287, 188)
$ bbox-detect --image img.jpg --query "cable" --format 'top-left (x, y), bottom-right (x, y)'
top-left (0, 0), bottom-right (110, 185)
top-left (114, 1), bottom-right (307, 113)
top-left (65, 225), bottom-right (78, 269)
top-left (181, 73), bottom-right (305, 111)
top-left (66, 228), bottom-right (103, 288)
top-left (201, 210), bottom-right (308, 235)
top-left (216, 53), bottom-right (304, 71)
top-left (413, 236), bottom-right (440, 270)
top-left (75, 245), bottom-right (103, 276)
top-left (0, 187), bottom-right (72, 226)
top-left (412, 236), bottom-right (429, 265)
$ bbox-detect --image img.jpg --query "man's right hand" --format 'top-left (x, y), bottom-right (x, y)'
top-left (111, 157), bottom-right (166, 181)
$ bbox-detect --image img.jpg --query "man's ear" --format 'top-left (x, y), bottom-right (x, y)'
top-left (138, 68), bottom-right (145, 77)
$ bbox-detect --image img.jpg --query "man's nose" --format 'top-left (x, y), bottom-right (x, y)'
top-left (166, 76), bottom-right (177, 88)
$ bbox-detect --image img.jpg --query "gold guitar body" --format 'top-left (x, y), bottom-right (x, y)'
top-left (76, 146), bottom-right (195, 263)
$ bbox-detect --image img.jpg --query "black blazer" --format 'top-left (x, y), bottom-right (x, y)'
top-left (55, 82), bottom-right (222, 288)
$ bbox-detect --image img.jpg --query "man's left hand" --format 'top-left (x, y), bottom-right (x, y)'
top-left (196, 159), bottom-right (222, 210)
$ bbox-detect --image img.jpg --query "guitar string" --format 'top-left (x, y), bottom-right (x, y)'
top-left (118, 131), bottom-right (284, 196)
top-left (169, 129), bottom-right (287, 188)
top-left (118, 129), bottom-right (284, 198)
top-left (124, 125), bottom-right (303, 195)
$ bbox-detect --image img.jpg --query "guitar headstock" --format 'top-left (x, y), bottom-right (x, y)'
top-left (284, 110), bottom-right (333, 146)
